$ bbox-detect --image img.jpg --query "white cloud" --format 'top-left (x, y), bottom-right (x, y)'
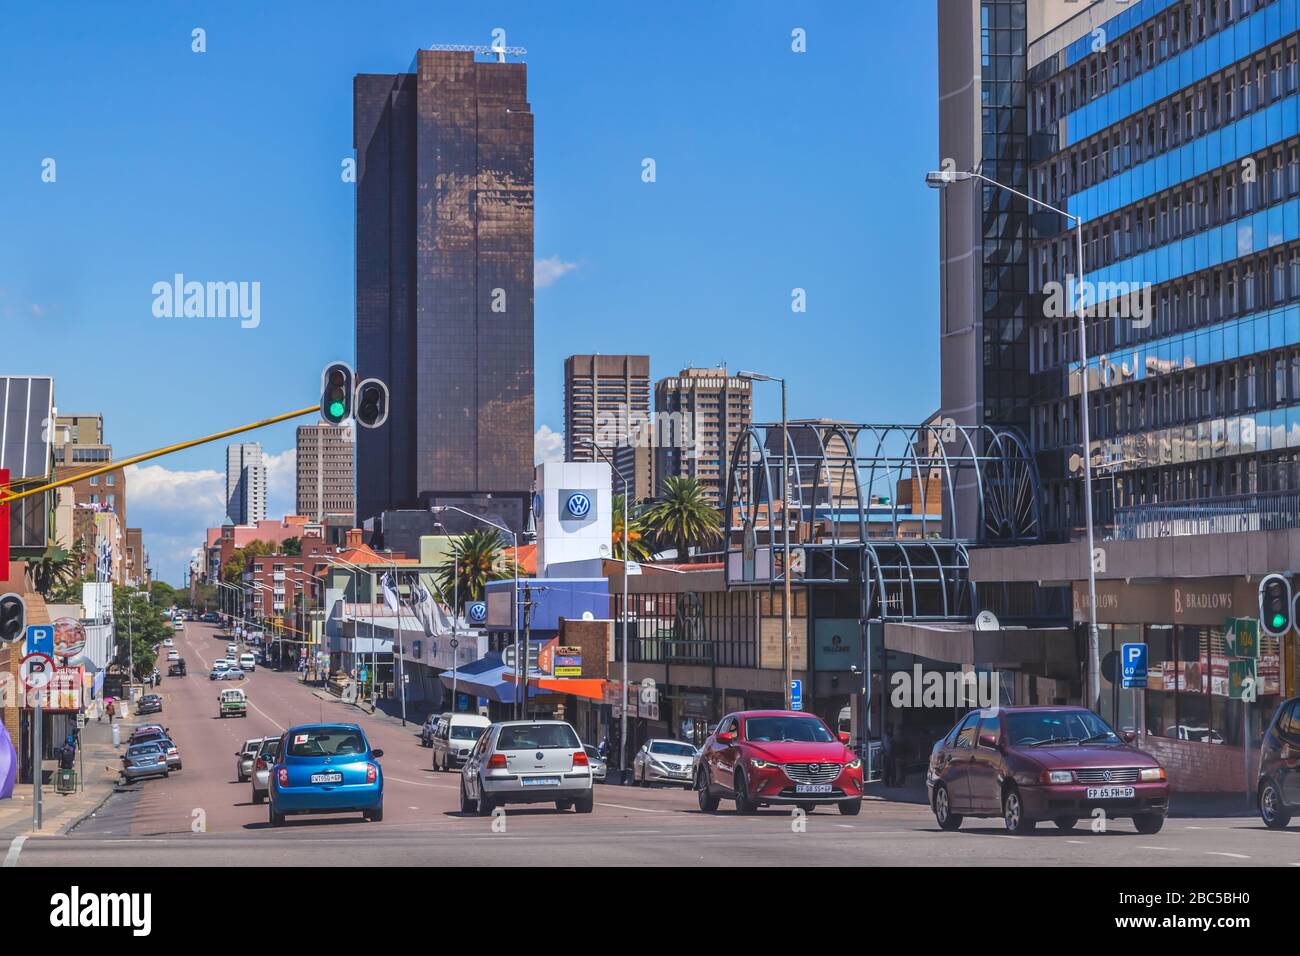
top-left (534, 255), bottom-right (577, 290)
top-left (125, 463), bottom-right (225, 515)
top-left (534, 424), bottom-right (565, 465)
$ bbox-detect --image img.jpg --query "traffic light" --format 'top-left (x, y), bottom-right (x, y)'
top-left (1259, 573), bottom-right (1293, 637)
top-left (0, 592), bottom-right (26, 644)
top-left (354, 378), bottom-right (389, 429)
top-left (320, 363), bottom-right (353, 425)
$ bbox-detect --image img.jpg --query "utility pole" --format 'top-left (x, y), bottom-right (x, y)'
top-left (520, 583), bottom-right (534, 721)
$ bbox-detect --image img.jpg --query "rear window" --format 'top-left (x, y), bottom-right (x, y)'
top-left (128, 744), bottom-right (161, 755)
top-left (286, 728), bottom-right (368, 758)
top-left (258, 739), bottom-right (281, 759)
top-left (450, 724), bottom-right (485, 741)
top-left (496, 724), bottom-right (580, 751)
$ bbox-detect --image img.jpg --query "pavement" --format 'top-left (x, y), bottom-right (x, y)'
top-left (3, 620), bottom-right (1297, 867)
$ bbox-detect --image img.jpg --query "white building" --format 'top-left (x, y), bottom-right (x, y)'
top-left (226, 442), bottom-right (267, 525)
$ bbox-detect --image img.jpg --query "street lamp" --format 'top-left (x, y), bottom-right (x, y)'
top-left (926, 166), bottom-right (1102, 710)
top-left (738, 370), bottom-right (795, 711)
top-left (431, 505), bottom-right (521, 719)
top-left (583, 441), bottom-right (633, 781)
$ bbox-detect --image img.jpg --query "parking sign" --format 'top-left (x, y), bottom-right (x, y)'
top-left (790, 678), bottom-right (803, 711)
top-left (26, 624), bottom-right (54, 657)
top-left (1121, 643), bottom-right (1147, 689)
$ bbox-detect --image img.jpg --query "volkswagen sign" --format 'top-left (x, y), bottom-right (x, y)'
top-left (566, 492), bottom-right (592, 518)
top-left (468, 601), bottom-right (487, 624)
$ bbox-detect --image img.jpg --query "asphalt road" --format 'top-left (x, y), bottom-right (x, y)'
top-left (8, 622), bottom-right (1300, 866)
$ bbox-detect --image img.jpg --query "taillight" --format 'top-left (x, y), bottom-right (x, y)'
top-left (572, 750), bottom-right (589, 767)
top-left (487, 753), bottom-right (508, 770)
top-left (366, 763), bottom-right (377, 783)
top-left (276, 767), bottom-right (288, 786)
top-left (255, 758), bottom-right (267, 771)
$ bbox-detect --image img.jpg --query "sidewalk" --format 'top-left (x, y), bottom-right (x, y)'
top-left (0, 715), bottom-right (126, 840)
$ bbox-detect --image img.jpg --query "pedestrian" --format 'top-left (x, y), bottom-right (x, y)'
top-left (597, 735), bottom-right (609, 761)
top-left (58, 734), bottom-right (77, 771)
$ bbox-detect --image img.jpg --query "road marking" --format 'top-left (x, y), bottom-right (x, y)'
top-left (834, 824), bottom-right (855, 829)
top-left (1138, 845), bottom-right (1179, 851)
top-left (386, 775), bottom-right (454, 789)
top-left (3, 835), bottom-right (27, 868)
top-left (1066, 839), bottom-right (1087, 844)
top-left (598, 803), bottom-right (668, 813)
top-left (1206, 851), bottom-right (1250, 859)
top-left (247, 700), bottom-right (284, 731)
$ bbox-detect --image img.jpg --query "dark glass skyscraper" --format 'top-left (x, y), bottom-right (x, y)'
top-left (354, 50), bottom-right (534, 531)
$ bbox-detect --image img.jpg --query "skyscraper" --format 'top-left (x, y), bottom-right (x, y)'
top-left (225, 442), bottom-right (267, 526)
top-left (296, 423), bottom-right (355, 522)
top-left (353, 49), bottom-right (534, 532)
top-left (564, 354), bottom-right (654, 501)
top-left (654, 367), bottom-right (752, 508)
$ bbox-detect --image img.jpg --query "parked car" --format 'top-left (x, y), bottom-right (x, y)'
top-left (584, 746), bottom-right (608, 783)
top-left (696, 710), bottom-right (863, 815)
top-left (136, 694), bottom-right (163, 715)
top-left (127, 729), bottom-right (169, 749)
top-left (1258, 696), bottom-right (1300, 828)
top-left (419, 713), bottom-right (438, 747)
top-left (633, 739), bottom-right (698, 788)
top-left (159, 737), bottom-right (183, 772)
top-left (431, 713), bottom-right (491, 771)
top-left (121, 742), bottom-right (169, 782)
top-left (925, 706), bottom-right (1170, 835)
top-left (250, 736), bottom-right (281, 805)
top-left (267, 723), bottom-right (384, 825)
top-left (460, 720), bottom-right (593, 815)
top-left (236, 737), bottom-right (265, 782)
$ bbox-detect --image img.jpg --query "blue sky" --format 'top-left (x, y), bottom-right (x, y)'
top-left (0, 1), bottom-right (940, 583)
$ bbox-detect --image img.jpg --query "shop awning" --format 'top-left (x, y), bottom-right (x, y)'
top-left (439, 654), bottom-right (541, 704)
top-left (529, 677), bottom-right (607, 701)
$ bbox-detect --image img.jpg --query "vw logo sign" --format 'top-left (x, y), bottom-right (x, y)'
top-left (1103, 770), bottom-right (1112, 782)
top-left (535, 752), bottom-right (544, 761)
top-left (468, 601), bottom-right (487, 623)
top-left (566, 492), bottom-right (592, 518)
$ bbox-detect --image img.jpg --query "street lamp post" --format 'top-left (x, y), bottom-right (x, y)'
top-left (926, 167), bottom-right (1102, 710)
top-left (739, 371), bottom-right (794, 711)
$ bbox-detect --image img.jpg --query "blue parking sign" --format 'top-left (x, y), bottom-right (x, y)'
top-left (1121, 643), bottom-right (1147, 689)
top-left (26, 624), bottom-right (54, 657)
top-left (790, 678), bottom-right (803, 711)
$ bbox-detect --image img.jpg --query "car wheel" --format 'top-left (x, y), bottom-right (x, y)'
top-left (459, 779), bottom-right (476, 815)
top-left (364, 805), bottom-right (383, 822)
top-left (838, 798), bottom-right (862, 816)
top-left (1132, 813), bottom-right (1165, 835)
top-left (575, 791), bottom-right (594, 814)
top-left (1002, 787), bottom-right (1035, 834)
top-left (733, 769), bottom-right (758, 814)
top-left (269, 803), bottom-right (285, 827)
top-left (1053, 816), bottom-right (1080, 831)
top-left (555, 800), bottom-right (574, 811)
top-left (697, 768), bottom-right (720, 812)
top-left (475, 785), bottom-right (495, 817)
top-left (1260, 781), bottom-right (1293, 829)
top-left (933, 783), bottom-right (962, 831)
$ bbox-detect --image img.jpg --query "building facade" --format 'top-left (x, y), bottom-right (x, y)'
top-left (654, 368), bottom-right (752, 509)
top-left (354, 49), bottom-right (534, 533)
top-left (225, 442), bottom-right (267, 526)
top-left (564, 354), bottom-right (654, 501)
top-left (295, 423), bottom-right (355, 522)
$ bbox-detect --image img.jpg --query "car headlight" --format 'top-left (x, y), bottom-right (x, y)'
top-left (1139, 767), bottom-right (1166, 782)
top-left (1042, 770), bottom-right (1073, 784)
top-left (846, 758), bottom-right (862, 770)
top-left (750, 759), bottom-right (774, 769)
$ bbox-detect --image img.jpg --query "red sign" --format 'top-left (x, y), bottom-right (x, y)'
top-left (0, 468), bottom-right (9, 567)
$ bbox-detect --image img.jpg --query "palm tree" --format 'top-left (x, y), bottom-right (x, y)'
top-left (28, 543), bottom-right (83, 596)
top-left (610, 494), bottom-right (652, 561)
top-left (643, 476), bottom-right (722, 563)
top-left (434, 528), bottom-right (520, 602)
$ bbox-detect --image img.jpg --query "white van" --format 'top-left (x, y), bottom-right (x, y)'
top-left (239, 652), bottom-right (256, 672)
top-left (431, 713), bottom-right (491, 771)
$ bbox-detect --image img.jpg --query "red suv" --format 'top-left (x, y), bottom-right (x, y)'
top-left (926, 706), bottom-right (1170, 834)
top-left (696, 710), bottom-right (864, 815)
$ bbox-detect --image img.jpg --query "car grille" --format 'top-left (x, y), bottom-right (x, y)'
top-left (1073, 767), bottom-right (1141, 783)
top-left (783, 762), bottom-right (843, 784)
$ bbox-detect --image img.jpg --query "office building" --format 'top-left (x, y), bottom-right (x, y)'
top-left (226, 442), bottom-right (267, 526)
top-left (654, 367), bottom-right (752, 508)
top-left (296, 423), bottom-right (355, 522)
top-left (564, 354), bottom-right (654, 501)
top-left (354, 48), bottom-right (534, 532)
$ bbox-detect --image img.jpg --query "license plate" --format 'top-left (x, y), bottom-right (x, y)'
top-left (795, 784), bottom-right (832, 794)
top-left (311, 772), bottom-right (344, 784)
top-left (1086, 786), bottom-right (1135, 799)
top-left (521, 776), bottom-right (561, 787)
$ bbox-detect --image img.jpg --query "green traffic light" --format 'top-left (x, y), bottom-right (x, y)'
top-left (329, 401), bottom-right (346, 419)
top-left (1273, 613), bottom-right (1287, 629)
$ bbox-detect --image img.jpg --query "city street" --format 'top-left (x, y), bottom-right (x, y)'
top-left (4, 622), bottom-right (1299, 867)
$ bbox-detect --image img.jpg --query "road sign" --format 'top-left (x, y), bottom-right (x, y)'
top-left (1120, 643), bottom-right (1147, 689)
top-left (26, 624), bottom-right (54, 656)
top-left (790, 678), bottom-right (803, 711)
top-left (20, 653), bottom-right (55, 690)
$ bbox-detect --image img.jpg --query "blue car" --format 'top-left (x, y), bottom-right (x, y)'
top-left (267, 723), bottom-right (384, 826)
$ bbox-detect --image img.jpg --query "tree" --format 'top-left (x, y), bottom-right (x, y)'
top-left (433, 528), bottom-right (520, 602)
top-left (27, 542), bottom-right (84, 597)
top-left (111, 587), bottom-right (169, 678)
top-left (282, 537), bottom-right (302, 556)
top-left (643, 476), bottom-right (722, 562)
top-left (610, 494), bottom-right (652, 561)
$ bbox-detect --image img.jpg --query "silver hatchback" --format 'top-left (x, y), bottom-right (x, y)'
top-left (249, 736), bottom-right (281, 805)
top-left (460, 720), bottom-right (593, 816)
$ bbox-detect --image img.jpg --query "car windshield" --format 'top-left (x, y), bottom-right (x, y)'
top-left (450, 726), bottom-right (484, 740)
top-left (128, 744), bottom-right (161, 756)
top-left (744, 716), bottom-right (835, 743)
top-left (497, 724), bottom-right (580, 750)
top-left (1005, 711), bottom-right (1119, 746)
top-left (258, 741), bottom-right (280, 759)
top-left (649, 741), bottom-right (696, 757)
top-left (286, 728), bottom-right (368, 758)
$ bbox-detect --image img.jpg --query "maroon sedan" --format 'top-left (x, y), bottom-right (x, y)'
top-left (925, 706), bottom-right (1169, 834)
top-left (696, 710), bottom-right (864, 815)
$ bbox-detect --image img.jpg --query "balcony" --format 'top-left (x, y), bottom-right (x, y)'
top-left (1113, 490), bottom-right (1300, 540)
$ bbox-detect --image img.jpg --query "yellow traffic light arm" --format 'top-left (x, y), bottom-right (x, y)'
top-left (0, 405), bottom-right (319, 506)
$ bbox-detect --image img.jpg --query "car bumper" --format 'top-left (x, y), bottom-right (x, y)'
top-left (481, 771), bottom-right (593, 803)
top-left (271, 783), bottom-right (383, 813)
top-left (747, 768), bottom-right (864, 803)
top-left (122, 765), bottom-right (167, 780)
top-left (1020, 783), bottom-right (1170, 819)
top-left (644, 763), bottom-right (695, 784)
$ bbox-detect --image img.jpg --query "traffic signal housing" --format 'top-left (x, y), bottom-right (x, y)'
top-left (1259, 573), bottom-right (1293, 637)
top-left (320, 363), bottom-right (353, 425)
top-left (0, 592), bottom-right (26, 644)
top-left (354, 378), bottom-right (389, 429)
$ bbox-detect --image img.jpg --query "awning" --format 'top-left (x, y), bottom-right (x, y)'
top-left (530, 677), bottom-right (607, 701)
top-left (439, 654), bottom-right (541, 704)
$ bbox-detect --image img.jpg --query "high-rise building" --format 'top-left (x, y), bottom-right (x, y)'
top-left (654, 367), bottom-right (752, 508)
top-left (295, 423), bottom-right (355, 522)
top-left (353, 49), bottom-right (534, 533)
top-left (225, 442), bottom-right (267, 526)
top-left (564, 354), bottom-right (654, 501)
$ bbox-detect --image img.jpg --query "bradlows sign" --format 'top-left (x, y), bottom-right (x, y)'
top-left (1073, 578), bottom-right (1252, 625)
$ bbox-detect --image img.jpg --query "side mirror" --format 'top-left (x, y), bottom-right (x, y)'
top-left (371, 749), bottom-right (384, 759)
top-left (716, 731), bottom-right (735, 744)
top-left (838, 732), bottom-right (851, 744)
top-left (1120, 730), bottom-right (1137, 744)
top-left (977, 732), bottom-right (999, 749)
